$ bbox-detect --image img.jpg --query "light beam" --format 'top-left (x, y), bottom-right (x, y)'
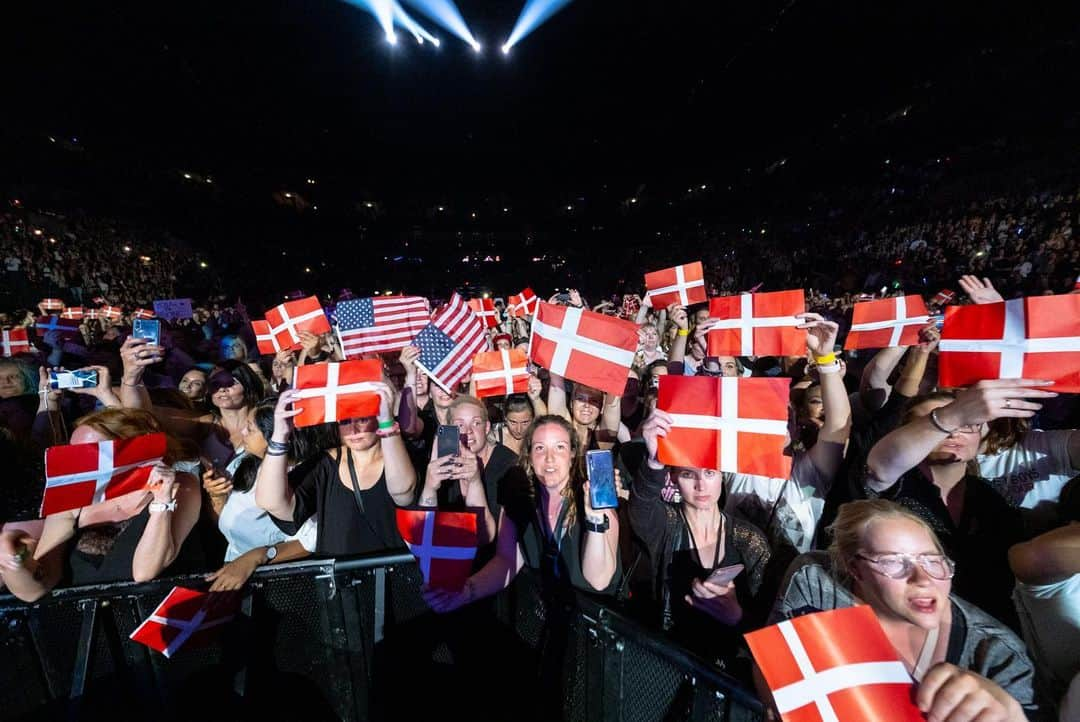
top-left (400, 0), bottom-right (479, 48)
top-left (502, 0), bottom-right (574, 52)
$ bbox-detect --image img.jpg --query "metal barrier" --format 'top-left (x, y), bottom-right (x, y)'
top-left (0, 554), bottom-right (764, 722)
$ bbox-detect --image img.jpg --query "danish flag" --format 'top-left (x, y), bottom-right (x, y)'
top-left (745, 605), bottom-right (923, 722)
top-left (508, 288), bottom-right (539, 318)
top-left (35, 315), bottom-right (80, 338)
top-left (939, 295), bottom-right (1080, 392)
top-left (83, 309), bottom-right (100, 320)
top-left (931, 289), bottom-right (956, 306)
top-left (41, 433), bottom-right (166, 516)
top-left (844, 295), bottom-right (931, 350)
top-left (645, 261), bottom-right (707, 307)
top-left (1, 328), bottom-right (30, 357)
top-left (528, 302), bottom-right (638, 397)
top-left (472, 348), bottom-right (529, 398)
top-left (39, 298), bottom-right (65, 311)
top-left (395, 508), bottom-right (478, 591)
top-left (133, 308), bottom-right (156, 319)
top-left (251, 319), bottom-right (281, 355)
top-left (60, 306), bottom-right (84, 320)
top-left (99, 305), bottom-right (123, 321)
top-left (263, 296), bottom-right (331, 351)
top-left (707, 290), bottom-right (805, 357)
top-left (468, 298), bottom-right (499, 329)
top-left (130, 587), bottom-right (239, 659)
top-left (656, 376), bottom-right (791, 478)
top-left (291, 360), bottom-right (383, 427)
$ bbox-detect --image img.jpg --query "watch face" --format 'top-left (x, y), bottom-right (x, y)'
top-left (265, 546), bottom-right (277, 560)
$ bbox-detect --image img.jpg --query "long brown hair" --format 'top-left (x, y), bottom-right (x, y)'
top-left (74, 408), bottom-right (184, 464)
top-left (517, 414), bottom-right (586, 530)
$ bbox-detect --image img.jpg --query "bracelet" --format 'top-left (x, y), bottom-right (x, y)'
top-left (816, 362), bottom-right (841, 375)
top-left (267, 439), bottom-right (289, 452)
top-left (378, 419), bottom-right (395, 430)
top-left (677, 328), bottom-right (690, 337)
top-left (266, 449), bottom-right (288, 457)
top-left (813, 352), bottom-right (837, 366)
top-left (148, 499), bottom-right (177, 513)
top-left (376, 422), bottom-right (401, 438)
top-left (929, 408), bottom-right (958, 435)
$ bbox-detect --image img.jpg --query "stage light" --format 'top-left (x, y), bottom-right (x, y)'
top-left (391, 2), bottom-right (440, 46)
top-left (501, 44), bottom-right (510, 55)
top-left (502, 0), bottom-right (574, 52)
top-left (472, 41), bottom-right (482, 53)
top-left (387, 32), bottom-right (398, 45)
top-left (400, 0), bottom-right (479, 49)
top-left (432, 37), bottom-right (441, 46)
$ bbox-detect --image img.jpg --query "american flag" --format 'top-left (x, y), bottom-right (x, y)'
top-left (336, 296), bottom-right (431, 358)
top-left (413, 293), bottom-right (489, 393)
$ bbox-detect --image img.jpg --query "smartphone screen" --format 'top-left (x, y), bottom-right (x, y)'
top-left (705, 563), bottom-right (744, 587)
top-left (586, 449), bottom-right (618, 509)
top-left (133, 318), bottom-right (161, 346)
top-left (436, 425), bottom-right (461, 458)
top-left (49, 369), bottom-right (98, 390)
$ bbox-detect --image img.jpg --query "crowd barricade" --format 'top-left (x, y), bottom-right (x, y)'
top-left (0, 552), bottom-right (764, 721)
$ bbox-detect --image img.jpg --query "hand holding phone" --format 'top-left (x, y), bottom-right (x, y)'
top-left (133, 318), bottom-right (161, 347)
top-left (586, 449), bottom-right (619, 509)
top-left (436, 425), bottom-right (461, 458)
top-left (705, 563), bottom-right (744, 587)
top-left (49, 368), bottom-right (99, 390)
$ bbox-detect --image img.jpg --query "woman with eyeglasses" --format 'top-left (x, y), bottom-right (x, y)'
top-left (766, 499), bottom-right (1038, 722)
top-left (864, 380), bottom-right (1058, 629)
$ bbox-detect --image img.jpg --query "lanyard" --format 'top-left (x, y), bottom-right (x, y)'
top-left (678, 507), bottom-right (723, 571)
top-left (535, 495), bottom-right (569, 579)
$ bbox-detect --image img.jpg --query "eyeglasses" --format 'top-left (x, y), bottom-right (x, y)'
top-left (854, 553), bottom-right (955, 580)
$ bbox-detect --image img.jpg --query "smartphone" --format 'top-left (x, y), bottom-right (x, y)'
top-left (436, 425), bottom-right (461, 458)
top-left (706, 563), bottom-right (744, 587)
top-left (555, 292), bottom-right (571, 304)
top-left (586, 449), bottom-right (619, 509)
top-left (133, 318), bottom-right (161, 346)
top-left (49, 369), bottom-right (98, 390)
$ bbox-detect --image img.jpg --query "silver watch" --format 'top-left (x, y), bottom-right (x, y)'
top-left (265, 544), bottom-right (278, 561)
top-left (148, 499), bottom-right (177, 513)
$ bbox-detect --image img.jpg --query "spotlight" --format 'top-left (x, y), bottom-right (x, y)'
top-left (433, 37), bottom-right (441, 46)
top-left (415, 35), bottom-right (424, 44)
top-left (387, 32), bottom-right (398, 45)
top-left (503, 0), bottom-right (574, 52)
top-left (472, 41), bottom-right (482, 52)
top-left (501, 44), bottom-right (510, 54)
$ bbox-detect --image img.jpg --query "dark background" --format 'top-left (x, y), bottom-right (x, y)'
top-left (2, 0), bottom-right (1078, 300)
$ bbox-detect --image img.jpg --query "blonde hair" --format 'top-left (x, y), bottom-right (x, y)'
top-left (827, 499), bottom-right (945, 584)
top-left (448, 394), bottom-right (489, 424)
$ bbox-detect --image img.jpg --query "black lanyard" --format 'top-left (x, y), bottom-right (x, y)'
top-left (342, 448), bottom-right (381, 541)
top-left (535, 496), bottom-right (569, 579)
top-left (678, 507), bottom-right (723, 571)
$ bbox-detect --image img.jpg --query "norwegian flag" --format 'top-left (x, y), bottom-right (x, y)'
top-left (291, 360), bottom-right (383, 427)
top-left (508, 288), bottom-right (539, 318)
top-left (129, 587), bottom-right (239, 659)
top-left (60, 306), bottom-right (84, 320)
top-left (932, 289), bottom-right (956, 306)
top-left (336, 296), bottom-right (431, 357)
top-left (844, 295), bottom-right (931, 350)
top-left (1, 328), bottom-right (30, 357)
top-left (263, 296), bottom-right (331, 351)
top-left (472, 348), bottom-right (529, 398)
top-left (468, 298), bottom-right (499, 329)
top-left (35, 315), bottom-right (81, 338)
top-left (39, 298), bottom-right (65, 311)
top-left (99, 305), bottom-right (123, 321)
top-left (707, 290), bottom-right (805, 357)
top-left (251, 319), bottom-right (281, 355)
top-left (133, 308), bottom-right (156, 320)
top-left (939, 295), bottom-right (1080, 392)
top-left (395, 508), bottom-right (478, 591)
top-left (745, 606), bottom-right (923, 722)
top-left (413, 293), bottom-right (489, 393)
top-left (41, 433), bottom-right (166, 516)
top-left (528, 302), bottom-right (637, 397)
top-left (645, 261), bottom-right (707, 308)
top-left (656, 376), bottom-right (791, 478)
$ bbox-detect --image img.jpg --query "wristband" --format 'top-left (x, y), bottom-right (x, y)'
top-left (378, 419), bottom-right (395, 429)
top-left (376, 422), bottom-right (401, 438)
top-left (266, 449), bottom-right (288, 457)
top-left (148, 500), bottom-right (177, 513)
top-left (267, 439), bottom-right (289, 452)
top-left (816, 362), bottom-right (841, 375)
top-left (813, 352), bottom-right (837, 366)
top-left (677, 328), bottom-right (690, 337)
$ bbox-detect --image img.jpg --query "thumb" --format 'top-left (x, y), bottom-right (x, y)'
top-left (205, 568), bottom-right (221, 581)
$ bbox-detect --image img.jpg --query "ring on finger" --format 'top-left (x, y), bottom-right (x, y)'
top-left (1004, 398), bottom-right (1012, 409)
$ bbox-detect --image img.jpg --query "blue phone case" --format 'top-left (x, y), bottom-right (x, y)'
top-left (133, 318), bottom-right (161, 346)
top-left (586, 450), bottom-right (619, 509)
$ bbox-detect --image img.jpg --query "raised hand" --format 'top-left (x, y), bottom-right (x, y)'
top-left (958, 275), bottom-right (1004, 305)
top-left (795, 312), bottom-right (839, 358)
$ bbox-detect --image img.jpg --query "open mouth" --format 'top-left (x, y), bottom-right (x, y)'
top-left (908, 596), bottom-right (938, 615)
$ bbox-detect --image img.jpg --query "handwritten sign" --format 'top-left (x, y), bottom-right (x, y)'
top-left (152, 298), bottom-right (194, 321)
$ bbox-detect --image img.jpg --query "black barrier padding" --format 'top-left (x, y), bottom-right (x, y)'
top-left (0, 608), bottom-right (53, 720)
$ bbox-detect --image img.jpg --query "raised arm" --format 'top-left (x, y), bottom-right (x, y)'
top-left (254, 389), bottom-right (303, 519)
top-left (118, 336), bottom-right (160, 410)
top-left (858, 345), bottom-right (907, 412)
top-left (373, 382), bottom-right (417, 506)
top-left (547, 372), bottom-right (570, 420)
top-left (581, 481), bottom-right (620, 591)
top-left (132, 468), bottom-right (202, 582)
top-left (798, 314), bottom-right (851, 480)
top-left (526, 374), bottom-right (548, 416)
top-left (893, 324), bottom-right (940, 398)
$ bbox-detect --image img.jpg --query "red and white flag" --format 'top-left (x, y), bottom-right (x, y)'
top-left (472, 348), bottom-right (529, 398)
top-left (528, 302), bottom-right (637, 397)
top-left (39, 298), bottom-right (65, 311)
top-left (939, 295), bottom-right (1080, 392)
top-left (41, 433), bottom-right (167, 516)
top-left (1074, 275), bottom-right (1080, 291)
top-left (335, 296), bottom-right (430, 358)
top-left (99, 305), bottom-right (123, 321)
top-left (844, 295), bottom-right (931, 350)
top-left (656, 376), bottom-right (791, 478)
top-left (92, 296), bottom-right (107, 305)
top-left (35, 315), bottom-right (80, 338)
top-left (645, 261), bottom-right (707, 308)
top-left (251, 319), bottom-right (281, 355)
top-left (395, 508), bottom-right (478, 591)
top-left (745, 605), bottom-right (923, 722)
top-left (60, 306), bottom-right (84, 320)
top-left (707, 290), bottom-right (805, 357)
top-left (508, 288), bottom-right (539, 318)
top-left (468, 298), bottom-right (499, 329)
top-left (932, 289), bottom-right (956, 306)
top-left (133, 308), bottom-right (156, 319)
top-left (263, 296), bottom-right (331, 351)
top-left (292, 360), bottom-right (383, 427)
top-left (83, 309), bottom-right (100, 320)
top-left (413, 293), bottom-right (490, 393)
top-left (1, 328), bottom-right (30, 357)
top-left (129, 587), bottom-right (238, 659)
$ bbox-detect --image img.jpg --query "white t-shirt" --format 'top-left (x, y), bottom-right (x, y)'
top-left (978, 430), bottom-right (1078, 518)
top-left (1013, 573), bottom-right (1080, 704)
top-left (219, 480), bottom-right (318, 562)
top-left (725, 452), bottom-right (829, 554)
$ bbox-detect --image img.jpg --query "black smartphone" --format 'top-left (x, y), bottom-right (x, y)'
top-left (555, 292), bottom-right (570, 304)
top-left (133, 318), bottom-right (161, 346)
top-left (436, 425), bottom-right (461, 458)
top-left (586, 449), bottom-right (619, 509)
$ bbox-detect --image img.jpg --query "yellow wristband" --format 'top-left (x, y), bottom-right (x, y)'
top-left (677, 329), bottom-right (690, 337)
top-left (814, 352), bottom-right (837, 366)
